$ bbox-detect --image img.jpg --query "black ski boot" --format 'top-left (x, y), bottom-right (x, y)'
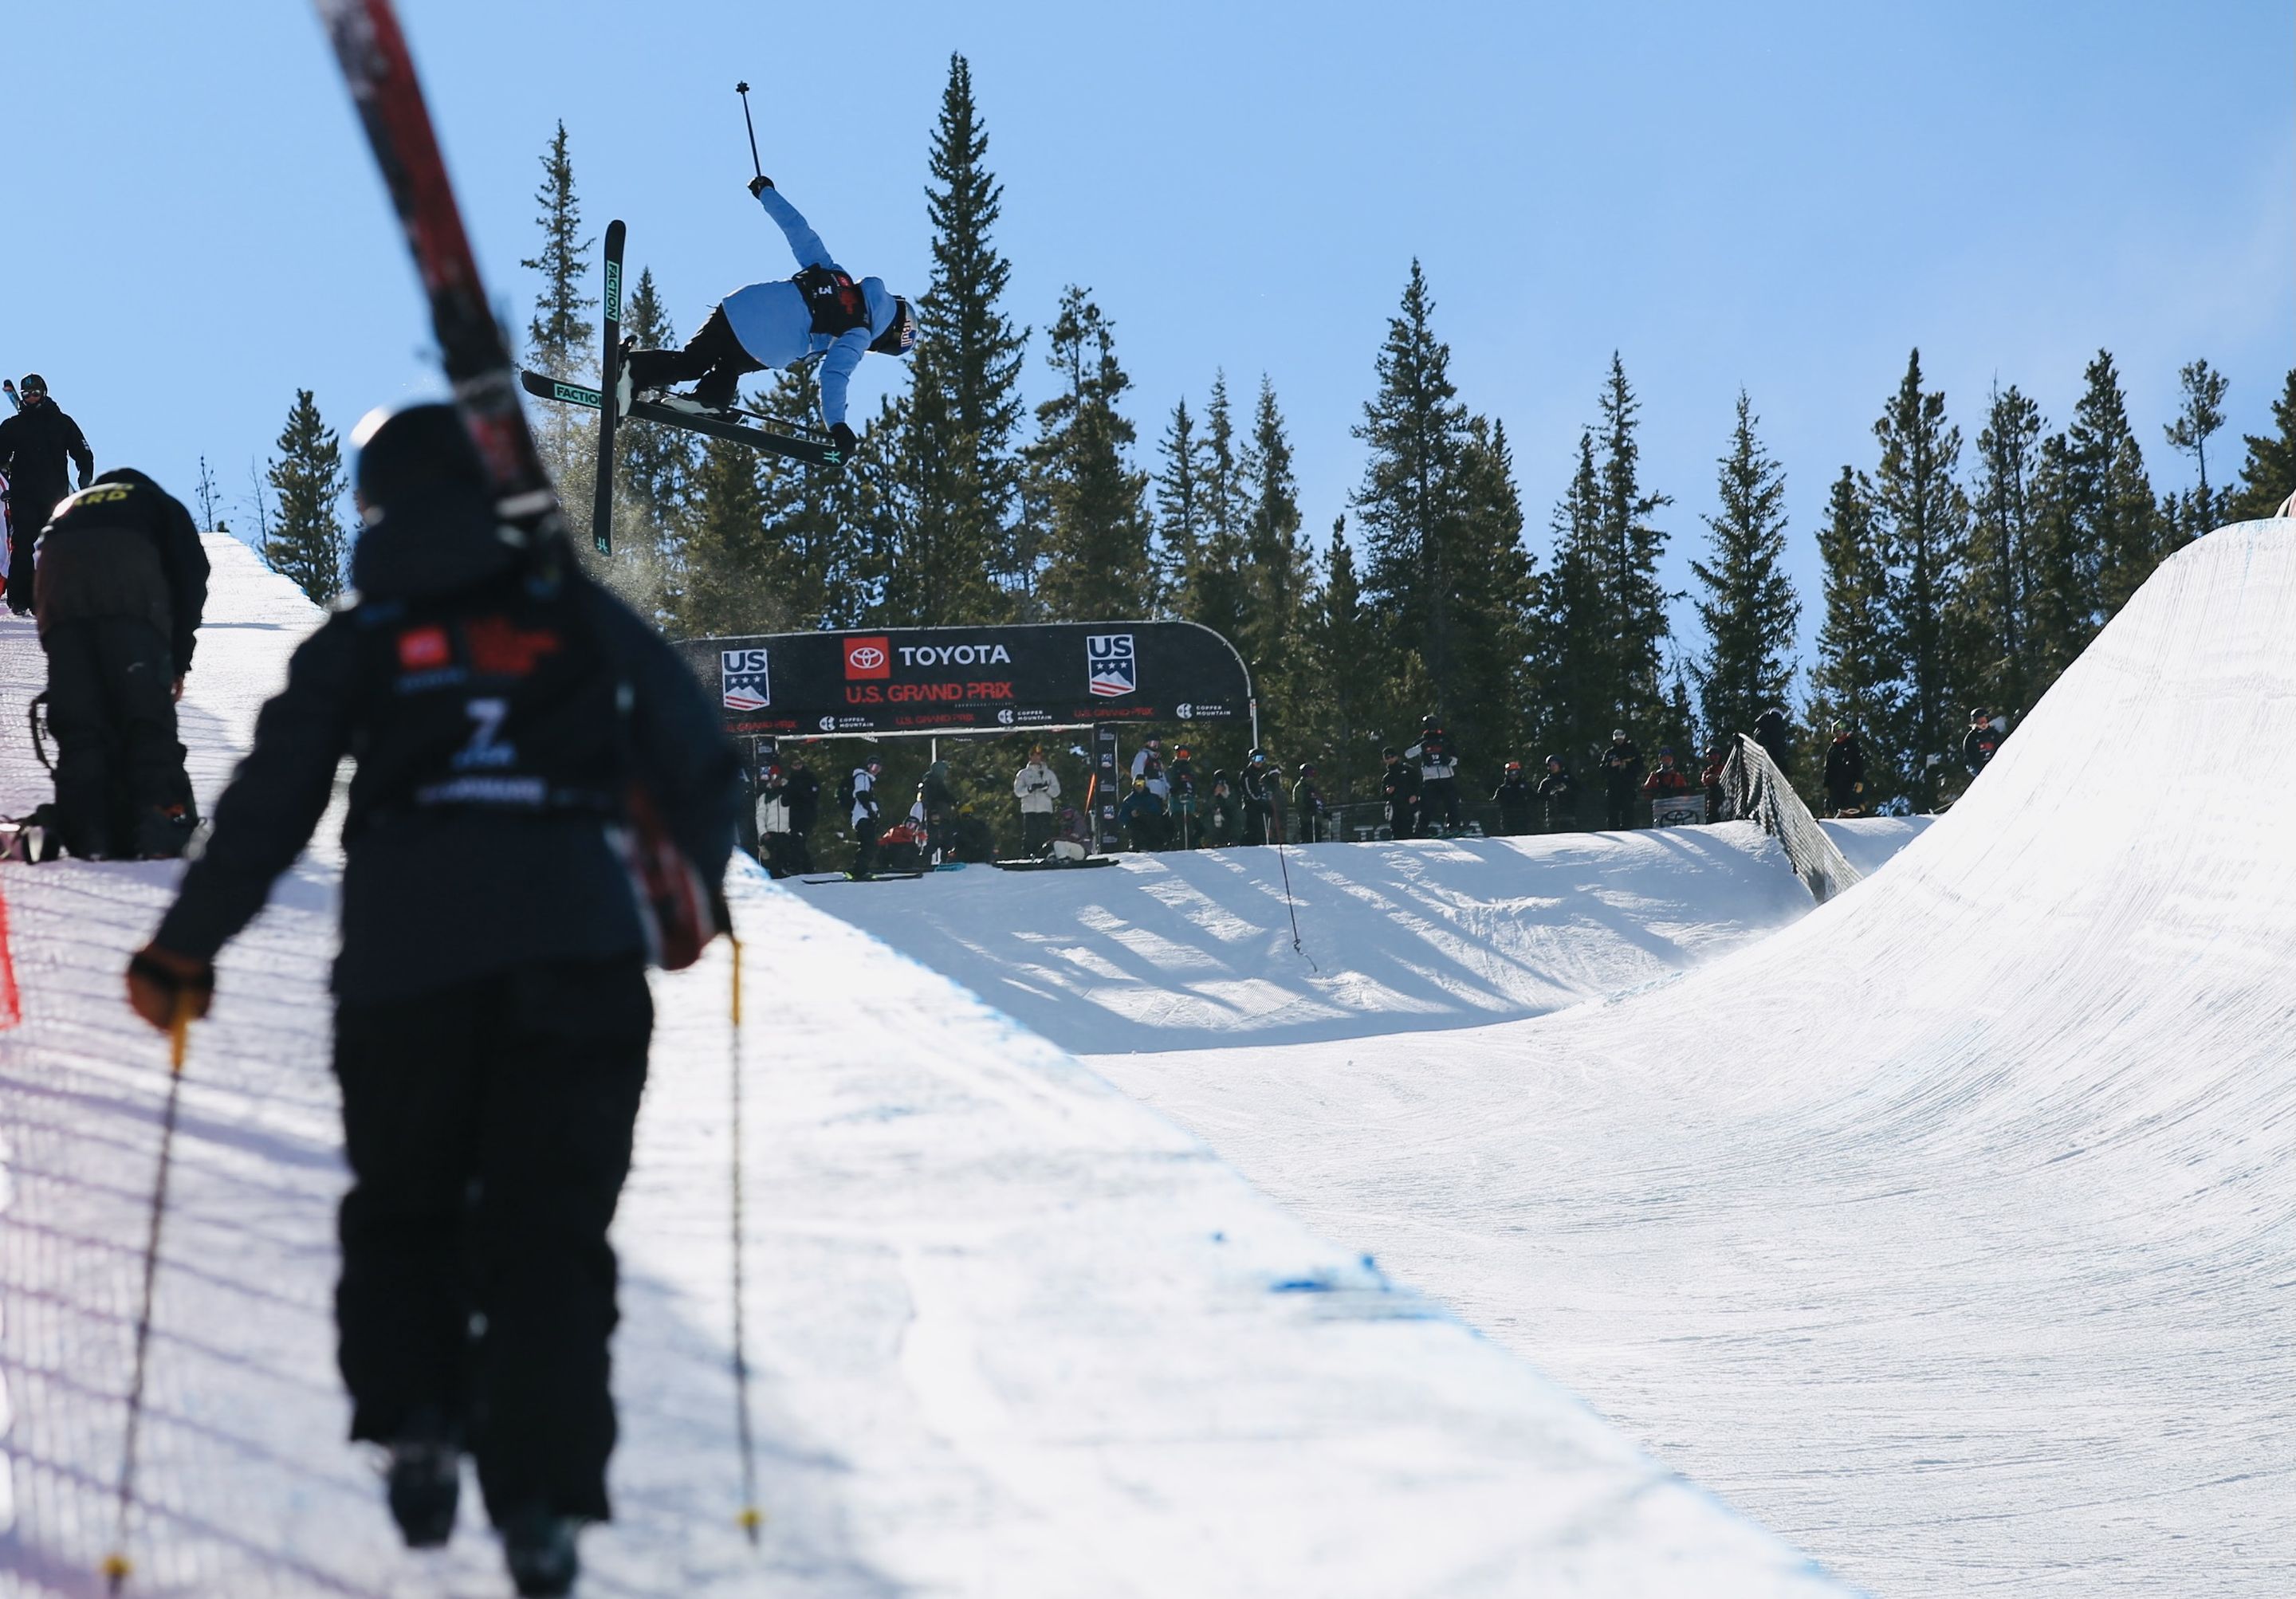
top-left (501, 1503), bottom-right (581, 1597)
top-left (384, 1409), bottom-right (460, 1548)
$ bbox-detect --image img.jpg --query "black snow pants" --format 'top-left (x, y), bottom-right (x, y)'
top-left (332, 957), bottom-right (652, 1526)
top-left (1605, 786), bottom-right (1635, 829)
top-left (623, 304), bottom-right (765, 410)
top-left (8, 486), bottom-right (64, 613)
top-left (1021, 811), bottom-right (1054, 856)
top-left (40, 616), bottom-right (187, 858)
top-left (1419, 776), bottom-right (1460, 834)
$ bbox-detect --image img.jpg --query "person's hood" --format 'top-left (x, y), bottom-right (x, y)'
top-left (351, 486), bottom-right (521, 601)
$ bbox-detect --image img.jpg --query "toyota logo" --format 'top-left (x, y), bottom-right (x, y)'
top-left (848, 645), bottom-right (886, 670)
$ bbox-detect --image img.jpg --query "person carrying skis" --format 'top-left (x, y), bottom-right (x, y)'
top-left (1380, 747), bottom-right (1420, 839)
top-left (32, 468), bottom-right (209, 858)
top-left (1600, 730), bottom-right (1642, 828)
top-left (1405, 714), bottom-right (1461, 835)
top-left (1963, 708), bottom-right (2003, 776)
top-left (0, 375), bottom-right (96, 615)
top-left (1492, 760), bottom-right (1535, 836)
top-left (619, 178), bottom-right (917, 454)
top-left (847, 755), bottom-right (884, 876)
top-left (1012, 745), bottom-right (1061, 857)
top-left (1536, 754), bottom-right (1578, 833)
top-left (1822, 721), bottom-right (1866, 816)
top-left (120, 404), bottom-right (737, 1595)
top-left (1292, 761), bottom-right (1328, 843)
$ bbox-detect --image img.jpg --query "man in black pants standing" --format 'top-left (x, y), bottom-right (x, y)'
top-left (34, 469), bottom-right (209, 858)
top-left (123, 405), bottom-right (737, 1598)
top-left (0, 375), bottom-right (96, 614)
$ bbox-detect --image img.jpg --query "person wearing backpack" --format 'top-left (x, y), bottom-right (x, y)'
top-left (619, 178), bottom-right (916, 454)
top-left (120, 404), bottom-right (737, 1597)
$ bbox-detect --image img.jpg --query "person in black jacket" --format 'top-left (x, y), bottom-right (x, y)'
top-left (34, 468), bottom-right (210, 858)
top-left (1822, 721), bottom-right (1866, 816)
top-left (120, 405), bottom-right (737, 1595)
top-left (1600, 731), bottom-right (1641, 828)
top-left (1406, 714), bottom-right (1461, 835)
top-left (780, 750), bottom-right (820, 873)
top-left (1240, 748), bottom-right (1279, 845)
top-left (1292, 761), bottom-right (1329, 843)
top-left (1492, 760), bottom-right (1535, 836)
top-left (1963, 708), bottom-right (2003, 776)
top-left (1379, 748), bottom-right (1420, 839)
top-left (1753, 707), bottom-right (1794, 777)
top-left (1536, 755), bottom-right (1578, 833)
top-left (0, 375), bottom-right (96, 614)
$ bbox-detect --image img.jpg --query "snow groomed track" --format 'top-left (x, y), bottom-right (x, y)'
top-left (0, 537), bottom-right (1848, 1596)
top-left (1081, 522), bottom-right (2296, 1596)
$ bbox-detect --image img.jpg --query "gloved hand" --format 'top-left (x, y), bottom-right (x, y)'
top-left (748, 174), bottom-right (774, 197)
top-left (829, 422), bottom-right (858, 455)
top-left (126, 945), bottom-right (214, 1032)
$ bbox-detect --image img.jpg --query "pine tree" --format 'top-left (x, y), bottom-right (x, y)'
top-left (521, 120), bottom-right (596, 500)
top-left (1236, 376), bottom-right (1315, 738)
top-left (665, 439), bottom-right (774, 637)
top-left (1691, 391), bottom-right (1799, 745)
top-left (892, 54), bottom-right (1028, 624)
top-left (1527, 430), bottom-right (1606, 764)
top-left (1030, 287), bottom-right (1154, 620)
top-left (1354, 262), bottom-right (1471, 725)
top-left (1961, 382), bottom-right (2043, 721)
top-left (1174, 373), bottom-right (1252, 654)
top-left (1153, 397), bottom-right (1203, 609)
top-left (753, 365), bottom-right (871, 630)
top-left (1447, 415), bottom-right (1535, 764)
top-left (1305, 517), bottom-right (1392, 799)
top-left (2227, 367), bottom-right (2296, 521)
top-left (2073, 352), bottom-right (2160, 615)
top-left (265, 389), bottom-right (348, 605)
top-left (615, 266), bottom-right (694, 550)
top-left (1594, 354), bottom-right (1675, 742)
top-left (1871, 350), bottom-right (1971, 809)
top-left (1805, 466), bottom-right (1900, 803)
top-left (2161, 357), bottom-right (2229, 538)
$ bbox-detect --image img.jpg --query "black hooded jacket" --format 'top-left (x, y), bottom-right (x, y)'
top-left (34, 469), bottom-right (209, 668)
top-left (155, 497), bottom-right (737, 1001)
top-left (0, 397), bottom-right (93, 506)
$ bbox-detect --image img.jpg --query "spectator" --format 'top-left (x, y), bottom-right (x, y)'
top-left (918, 756), bottom-right (957, 864)
top-left (1115, 775), bottom-right (1168, 851)
top-left (1600, 730), bottom-right (1642, 828)
top-left (1963, 708), bottom-right (2003, 777)
top-left (1536, 755), bottom-right (1578, 833)
top-left (1205, 770), bottom-right (1239, 847)
top-left (1292, 761), bottom-right (1329, 843)
top-left (1822, 721), bottom-right (1866, 817)
top-left (1492, 760), bottom-right (1535, 836)
top-left (1240, 748), bottom-right (1280, 845)
top-left (846, 756), bottom-right (884, 876)
top-left (1406, 714), bottom-right (1461, 835)
top-left (781, 751), bottom-right (820, 873)
top-left (1130, 734), bottom-right (1170, 800)
top-left (1380, 747), bottom-right (1421, 839)
top-left (755, 762), bottom-right (799, 878)
top-left (33, 467), bottom-right (209, 858)
top-left (1641, 747), bottom-right (1692, 808)
top-left (1166, 742), bottom-right (1200, 847)
top-left (1699, 743), bottom-right (1729, 824)
top-left (0, 374), bottom-right (95, 615)
top-left (1012, 745), bottom-right (1062, 856)
top-left (1753, 706), bottom-right (1793, 776)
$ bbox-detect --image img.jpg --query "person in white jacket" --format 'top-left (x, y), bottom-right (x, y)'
top-left (1012, 746), bottom-right (1062, 857)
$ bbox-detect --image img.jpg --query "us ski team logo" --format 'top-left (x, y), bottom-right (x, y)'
top-left (1086, 634), bottom-right (1137, 697)
top-left (720, 647), bottom-right (771, 712)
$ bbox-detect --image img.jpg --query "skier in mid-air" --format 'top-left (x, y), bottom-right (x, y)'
top-left (619, 176), bottom-right (916, 454)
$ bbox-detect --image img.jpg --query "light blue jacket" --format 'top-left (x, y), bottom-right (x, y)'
top-left (721, 187), bottom-right (896, 428)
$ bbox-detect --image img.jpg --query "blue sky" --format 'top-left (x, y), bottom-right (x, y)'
top-left (8, 1), bottom-right (2290, 667)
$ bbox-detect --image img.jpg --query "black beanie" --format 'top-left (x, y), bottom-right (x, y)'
top-left (353, 403), bottom-right (489, 509)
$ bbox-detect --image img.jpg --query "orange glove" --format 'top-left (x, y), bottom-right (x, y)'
top-left (126, 945), bottom-right (214, 1032)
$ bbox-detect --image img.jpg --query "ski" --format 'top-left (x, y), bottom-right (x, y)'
top-left (521, 370), bottom-right (844, 468)
top-left (2, 380), bottom-right (18, 413)
top-left (991, 856), bottom-right (1118, 872)
top-left (313, 0), bottom-right (566, 549)
top-left (796, 871), bottom-right (926, 885)
top-left (590, 219), bottom-right (625, 556)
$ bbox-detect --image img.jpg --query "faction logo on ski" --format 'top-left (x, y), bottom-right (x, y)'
top-left (843, 636), bottom-right (891, 680)
top-left (1086, 634), bottom-right (1138, 697)
top-left (721, 646), bottom-right (772, 712)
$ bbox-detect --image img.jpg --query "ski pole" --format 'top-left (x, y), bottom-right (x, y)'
top-left (102, 997), bottom-right (195, 1595)
top-left (734, 83), bottom-right (762, 181)
top-left (727, 934), bottom-right (762, 1544)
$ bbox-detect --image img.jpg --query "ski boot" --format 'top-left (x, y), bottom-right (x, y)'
top-left (383, 1411), bottom-right (461, 1549)
top-left (501, 1503), bottom-right (581, 1597)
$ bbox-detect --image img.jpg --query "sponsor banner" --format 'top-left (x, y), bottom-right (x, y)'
top-left (676, 622), bottom-right (1251, 738)
top-left (1652, 794), bottom-right (1708, 828)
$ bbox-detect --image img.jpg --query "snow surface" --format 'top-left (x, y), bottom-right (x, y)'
top-left (1062, 524), bottom-right (2296, 1596)
top-left (802, 818), bottom-right (1925, 1055)
top-left (0, 536), bottom-right (1848, 1597)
